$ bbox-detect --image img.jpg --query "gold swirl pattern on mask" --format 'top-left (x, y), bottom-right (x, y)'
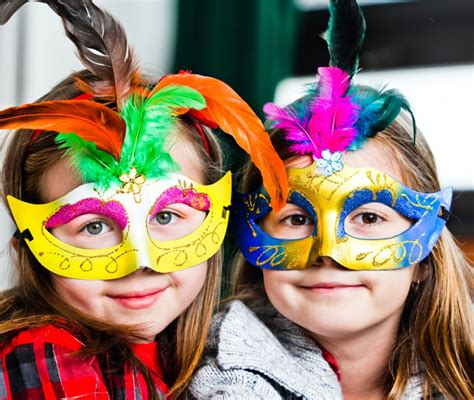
top-left (153, 220), bottom-right (226, 267)
top-left (249, 244), bottom-right (304, 269)
top-left (40, 218), bottom-right (133, 274)
top-left (355, 237), bottom-right (424, 267)
top-left (38, 247), bottom-right (137, 274)
top-left (364, 170), bottom-right (398, 205)
top-left (243, 192), bottom-right (268, 214)
top-left (398, 193), bottom-right (437, 216)
top-left (288, 169), bottom-right (358, 202)
top-left (244, 193), bottom-right (270, 238)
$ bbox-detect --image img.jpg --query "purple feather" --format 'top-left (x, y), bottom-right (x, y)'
top-left (263, 102), bottom-right (315, 155)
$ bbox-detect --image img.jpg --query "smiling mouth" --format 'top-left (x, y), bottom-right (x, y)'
top-left (301, 282), bottom-right (366, 291)
top-left (108, 288), bottom-right (168, 309)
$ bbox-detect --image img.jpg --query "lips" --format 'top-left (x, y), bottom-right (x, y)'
top-left (301, 282), bottom-right (366, 291)
top-left (108, 287), bottom-right (168, 309)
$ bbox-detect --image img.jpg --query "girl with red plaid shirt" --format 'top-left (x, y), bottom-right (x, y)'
top-left (0, 1), bottom-right (286, 399)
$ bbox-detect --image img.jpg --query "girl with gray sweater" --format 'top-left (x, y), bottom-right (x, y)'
top-left (190, 0), bottom-right (473, 398)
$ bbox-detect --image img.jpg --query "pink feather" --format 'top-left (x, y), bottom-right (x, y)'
top-left (264, 67), bottom-right (359, 159)
top-left (307, 67), bottom-right (359, 158)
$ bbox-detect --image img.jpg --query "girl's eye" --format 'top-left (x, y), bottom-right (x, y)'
top-left (358, 212), bottom-right (381, 225)
top-left (260, 204), bottom-right (315, 240)
top-left (282, 214), bottom-right (313, 226)
top-left (148, 205), bottom-right (207, 241)
top-left (344, 203), bottom-right (413, 239)
top-left (154, 211), bottom-right (177, 225)
top-left (82, 221), bottom-right (111, 236)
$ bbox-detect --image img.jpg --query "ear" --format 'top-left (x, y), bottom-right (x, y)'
top-left (412, 261), bottom-right (430, 283)
top-left (10, 236), bottom-right (19, 253)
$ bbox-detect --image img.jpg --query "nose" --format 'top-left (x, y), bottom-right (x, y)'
top-left (131, 266), bottom-right (157, 275)
top-left (311, 256), bottom-right (345, 270)
top-left (134, 246), bottom-right (154, 271)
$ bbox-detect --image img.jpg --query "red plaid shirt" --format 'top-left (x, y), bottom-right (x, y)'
top-left (0, 325), bottom-right (168, 399)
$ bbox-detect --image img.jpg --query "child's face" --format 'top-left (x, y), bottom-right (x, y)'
top-left (43, 140), bottom-right (209, 342)
top-left (261, 140), bottom-right (420, 341)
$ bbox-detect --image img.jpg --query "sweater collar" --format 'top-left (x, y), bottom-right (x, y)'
top-left (216, 300), bottom-right (343, 399)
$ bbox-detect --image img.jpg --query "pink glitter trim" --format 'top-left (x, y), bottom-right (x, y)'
top-left (150, 187), bottom-right (211, 218)
top-left (45, 198), bottom-right (128, 230)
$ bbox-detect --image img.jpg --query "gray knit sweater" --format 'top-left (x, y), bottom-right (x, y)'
top-left (189, 300), bottom-right (426, 399)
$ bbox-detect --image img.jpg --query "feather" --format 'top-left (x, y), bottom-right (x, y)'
top-left (323, 0), bottom-right (365, 76)
top-left (0, 100), bottom-right (125, 159)
top-left (263, 102), bottom-right (313, 155)
top-left (307, 67), bottom-right (358, 157)
top-left (42, 0), bottom-right (140, 107)
top-left (118, 84), bottom-right (207, 180)
top-left (154, 73), bottom-right (288, 210)
top-left (349, 85), bottom-right (416, 149)
top-left (55, 85), bottom-right (206, 188)
top-left (0, 0), bottom-right (28, 24)
top-left (57, 133), bottom-right (119, 187)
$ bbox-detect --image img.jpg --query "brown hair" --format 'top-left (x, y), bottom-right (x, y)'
top-left (231, 113), bottom-right (474, 399)
top-left (0, 71), bottom-right (223, 399)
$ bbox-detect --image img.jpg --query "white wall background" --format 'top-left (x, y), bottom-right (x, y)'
top-left (0, 0), bottom-right (177, 289)
top-left (0, 0), bottom-right (177, 108)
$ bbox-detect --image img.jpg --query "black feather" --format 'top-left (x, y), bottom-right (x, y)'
top-left (324, 0), bottom-right (366, 76)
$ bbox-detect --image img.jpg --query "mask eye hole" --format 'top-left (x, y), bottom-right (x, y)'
top-left (148, 203), bottom-right (208, 241)
top-left (147, 186), bottom-right (211, 241)
top-left (344, 202), bottom-right (413, 239)
top-left (258, 195), bottom-right (316, 240)
top-left (49, 214), bottom-right (124, 249)
top-left (45, 199), bottom-right (128, 250)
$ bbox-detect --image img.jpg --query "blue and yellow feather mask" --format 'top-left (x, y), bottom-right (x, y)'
top-left (234, 0), bottom-right (451, 272)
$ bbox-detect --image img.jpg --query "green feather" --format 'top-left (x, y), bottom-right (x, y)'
top-left (56, 133), bottom-right (121, 188)
top-left (119, 84), bottom-right (206, 180)
top-left (56, 84), bottom-right (207, 189)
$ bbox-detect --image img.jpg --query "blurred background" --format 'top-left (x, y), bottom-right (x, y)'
top-left (1, 0), bottom-right (473, 288)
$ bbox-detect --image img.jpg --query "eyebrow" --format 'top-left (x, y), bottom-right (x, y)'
top-left (150, 186), bottom-right (211, 217)
top-left (45, 198), bottom-right (128, 230)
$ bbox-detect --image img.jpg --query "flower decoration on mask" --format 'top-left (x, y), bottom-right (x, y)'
top-left (119, 167), bottom-right (146, 203)
top-left (317, 149), bottom-right (344, 176)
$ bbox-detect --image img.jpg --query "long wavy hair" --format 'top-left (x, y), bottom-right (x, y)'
top-left (0, 71), bottom-right (223, 399)
top-left (231, 113), bottom-right (473, 399)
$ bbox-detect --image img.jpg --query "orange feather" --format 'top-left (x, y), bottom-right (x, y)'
top-left (154, 73), bottom-right (288, 210)
top-left (0, 100), bottom-right (125, 159)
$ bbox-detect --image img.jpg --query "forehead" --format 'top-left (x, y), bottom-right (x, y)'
top-left (342, 140), bottom-right (404, 183)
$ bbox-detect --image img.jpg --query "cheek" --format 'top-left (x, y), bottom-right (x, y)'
top-left (52, 276), bottom-right (104, 313)
top-left (262, 270), bottom-right (300, 314)
top-left (169, 262), bottom-right (208, 301)
top-left (362, 267), bottom-right (415, 309)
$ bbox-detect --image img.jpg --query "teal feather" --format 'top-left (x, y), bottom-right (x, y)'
top-left (324, 0), bottom-right (366, 77)
top-left (348, 85), bottom-right (416, 150)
